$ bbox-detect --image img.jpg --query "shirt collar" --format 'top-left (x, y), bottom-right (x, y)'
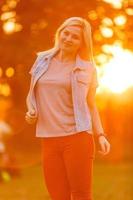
top-left (42, 48), bottom-right (93, 70)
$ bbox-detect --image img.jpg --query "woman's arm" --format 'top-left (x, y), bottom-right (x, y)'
top-left (87, 85), bottom-right (111, 155)
top-left (25, 75), bottom-right (37, 124)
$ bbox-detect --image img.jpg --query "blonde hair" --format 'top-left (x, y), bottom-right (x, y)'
top-left (54, 17), bottom-right (94, 61)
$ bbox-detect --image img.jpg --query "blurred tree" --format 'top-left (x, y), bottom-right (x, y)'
top-left (0, 0), bottom-right (133, 162)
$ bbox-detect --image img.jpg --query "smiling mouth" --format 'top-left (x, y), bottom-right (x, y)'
top-left (64, 42), bottom-right (72, 46)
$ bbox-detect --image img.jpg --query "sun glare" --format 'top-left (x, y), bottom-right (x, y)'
top-left (0, 83), bottom-right (11, 96)
top-left (1, 11), bottom-right (16, 21)
top-left (126, 8), bottom-right (133, 16)
top-left (97, 44), bottom-right (133, 94)
top-left (3, 21), bottom-right (15, 34)
top-left (102, 0), bottom-right (124, 9)
top-left (5, 67), bottom-right (15, 78)
top-left (102, 18), bottom-right (113, 26)
top-left (114, 15), bottom-right (127, 26)
top-left (3, 21), bottom-right (23, 34)
top-left (100, 26), bottom-right (114, 38)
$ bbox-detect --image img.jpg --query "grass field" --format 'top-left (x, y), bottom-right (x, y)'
top-left (0, 162), bottom-right (133, 200)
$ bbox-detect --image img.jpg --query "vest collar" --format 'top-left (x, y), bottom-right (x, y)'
top-left (41, 48), bottom-right (93, 71)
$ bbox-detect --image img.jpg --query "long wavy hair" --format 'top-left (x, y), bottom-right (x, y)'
top-left (54, 17), bottom-right (94, 61)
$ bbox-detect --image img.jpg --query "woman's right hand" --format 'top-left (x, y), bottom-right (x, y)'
top-left (25, 109), bottom-right (37, 124)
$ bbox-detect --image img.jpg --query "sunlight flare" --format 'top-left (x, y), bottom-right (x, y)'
top-left (97, 44), bottom-right (133, 93)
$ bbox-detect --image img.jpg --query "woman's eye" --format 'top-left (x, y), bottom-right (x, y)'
top-left (64, 31), bottom-right (69, 36)
top-left (73, 35), bottom-right (79, 39)
top-left (63, 31), bottom-right (80, 40)
top-left (72, 34), bottom-right (80, 40)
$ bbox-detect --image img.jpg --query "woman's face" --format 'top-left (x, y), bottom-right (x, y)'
top-left (58, 25), bottom-right (83, 54)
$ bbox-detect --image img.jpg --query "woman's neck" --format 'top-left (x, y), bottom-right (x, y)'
top-left (55, 50), bottom-right (76, 62)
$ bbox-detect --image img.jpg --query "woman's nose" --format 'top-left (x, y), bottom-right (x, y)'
top-left (66, 35), bottom-right (72, 42)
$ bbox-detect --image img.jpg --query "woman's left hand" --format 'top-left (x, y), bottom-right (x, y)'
top-left (98, 136), bottom-right (111, 155)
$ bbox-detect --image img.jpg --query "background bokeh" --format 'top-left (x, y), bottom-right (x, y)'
top-left (0, 0), bottom-right (133, 199)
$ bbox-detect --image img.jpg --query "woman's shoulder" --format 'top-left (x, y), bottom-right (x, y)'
top-left (29, 48), bottom-right (58, 75)
top-left (77, 55), bottom-right (96, 71)
top-left (37, 49), bottom-right (51, 57)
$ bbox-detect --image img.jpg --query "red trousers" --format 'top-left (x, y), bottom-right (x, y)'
top-left (41, 131), bottom-right (95, 200)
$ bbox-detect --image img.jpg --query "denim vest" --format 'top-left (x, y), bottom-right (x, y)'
top-left (26, 48), bottom-right (97, 132)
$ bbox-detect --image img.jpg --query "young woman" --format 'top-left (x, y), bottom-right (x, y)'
top-left (25, 17), bottom-right (110, 200)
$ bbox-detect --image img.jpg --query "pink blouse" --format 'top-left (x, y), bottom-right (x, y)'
top-left (35, 57), bottom-right (79, 137)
